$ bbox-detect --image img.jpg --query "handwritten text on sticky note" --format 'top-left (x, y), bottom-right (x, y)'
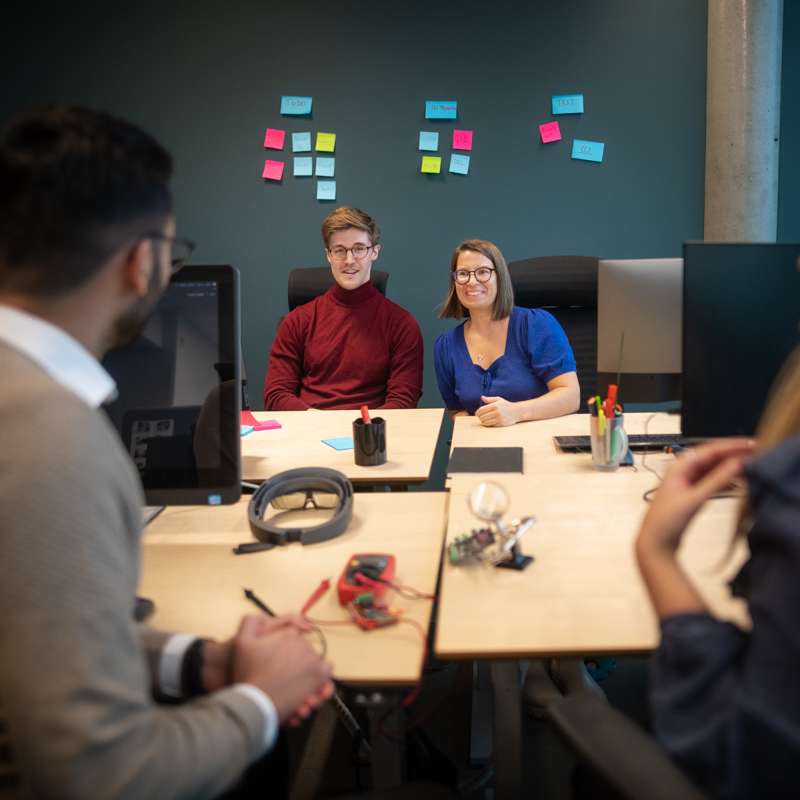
top-left (317, 181), bottom-right (336, 200)
top-left (419, 132), bottom-right (439, 151)
top-left (571, 140), bottom-right (604, 162)
top-left (315, 157), bottom-right (335, 177)
top-left (262, 160), bottom-right (284, 180)
top-left (281, 96), bottom-right (312, 114)
top-left (539, 122), bottom-right (561, 143)
top-left (449, 154), bottom-right (470, 175)
top-left (552, 95), bottom-right (584, 114)
top-left (453, 130), bottom-right (473, 150)
top-left (264, 129), bottom-right (285, 149)
top-left (426, 101), bottom-right (457, 119)
top-left (316, 132), bottom-right (336, 152)
top-left (292, 132), bottom-right (311, 152)
top-left (293, 157), bottom-right (312, 176)
top-left (421, 156), bottom-right (441, 174)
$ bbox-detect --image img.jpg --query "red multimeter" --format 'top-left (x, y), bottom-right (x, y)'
top-left (337, 554), bottom-right (396, 605)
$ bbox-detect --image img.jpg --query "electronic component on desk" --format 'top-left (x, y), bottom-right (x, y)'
top-left (448, 528), bottom-right (495, 565)
top-left (346, 592), bottom-right (400, 630)
top-left (337, 554), bottom-right (396, 605)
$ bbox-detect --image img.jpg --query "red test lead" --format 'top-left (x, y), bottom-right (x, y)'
top-left (301, 578), bottom-right (331, 615)
top-left (360, 405), bottom-right (371, 424)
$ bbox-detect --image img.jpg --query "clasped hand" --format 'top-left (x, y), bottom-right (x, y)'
top-left (475, 395), bottom-right (520, 427)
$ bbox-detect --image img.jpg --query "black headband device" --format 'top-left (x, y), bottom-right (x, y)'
top-left (248, 467), bottom-right (354, 546)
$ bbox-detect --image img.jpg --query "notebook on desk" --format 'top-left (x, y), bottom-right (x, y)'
top-left (446, 447), bottom-right (523, 476)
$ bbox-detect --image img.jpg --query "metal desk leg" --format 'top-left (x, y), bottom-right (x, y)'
top-left (491, 660), bottom-right (521, 800)
top-left (355, 690), bottom-right (406, 790)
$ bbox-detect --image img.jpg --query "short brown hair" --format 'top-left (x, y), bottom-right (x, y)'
top-left (439, 239), bottom-right (515, 321)
top-left (321, 206), bottom-right (380, 249)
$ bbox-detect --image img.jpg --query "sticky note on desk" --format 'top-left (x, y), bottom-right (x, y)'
top-left (241, 411), bottom-right (282, 431)
top-left (263, 128), bottom-right (285, 149)
top-left (426, 101), bottom-right (457, 119)
top-left (552, 95), bottom-right (584, 114)
top-left (281, 96), bottom-right (312, 114)
top-left (419, 131), bottom-right (439, 151)
top-left (315, 157), bottom-right (335, 177)
top-left (421, 156), bottom-right (441, 173)
top-left (449, 154), bottom-right (470, 175)
top-left (571, 139), bottom-right (604, 162)
top-left (322, 437), bottom-right (354, 451)
top-left (241, 425), bottom-right (254, 437)
top-left (292, 132), bottom-right (311, 152)
top-left (452, 130), bottom-right (473, 150)
top-left (294, 157), bottom-right (312, 176)
top-left (262, 160), bottom-right (284, 180)
top-left (316, 132), bottom-right (336, 152)
top-left (539, 121), bottom-right (561, 143)
top-left (317, 181), bottom-right (336, 200)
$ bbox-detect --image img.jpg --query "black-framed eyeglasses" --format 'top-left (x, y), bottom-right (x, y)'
top-left (452, 267), bottom-right (496, 285)
top-left (327, 244), bottom-right (374, 261)
top-left (146, 234), bottom-right (196, 275)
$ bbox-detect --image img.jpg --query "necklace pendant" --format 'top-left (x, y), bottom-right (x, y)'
top-left (478, 355), bottom-right (483, 362)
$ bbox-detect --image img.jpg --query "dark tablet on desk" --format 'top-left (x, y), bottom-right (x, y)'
top-left (447, 447), bottom-right (523, 476)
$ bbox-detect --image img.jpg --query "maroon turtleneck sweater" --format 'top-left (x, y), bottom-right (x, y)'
top-left (263, 281), bottom-right (424, 410)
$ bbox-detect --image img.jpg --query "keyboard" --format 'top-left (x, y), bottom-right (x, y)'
top-left (554, 434), bottom-right (707, 452)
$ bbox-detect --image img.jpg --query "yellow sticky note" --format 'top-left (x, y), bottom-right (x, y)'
top-left (316, 132), bottom-right (336, 152)
top-left (421, 156), bottom-right (441, 173)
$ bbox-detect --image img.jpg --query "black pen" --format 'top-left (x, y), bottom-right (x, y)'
top-left (243, 588), bottom-right (277, 617)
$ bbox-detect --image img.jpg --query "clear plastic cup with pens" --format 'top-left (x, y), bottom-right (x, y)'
top-left (589, 386), bottom-right (629, 472)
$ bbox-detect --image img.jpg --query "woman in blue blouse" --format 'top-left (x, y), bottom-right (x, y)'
top-left (434, 239), bottom-right (580, 426)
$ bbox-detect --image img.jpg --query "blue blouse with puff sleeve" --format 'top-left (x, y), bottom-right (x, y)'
top-left (434, 306), bottom-right (577, 414)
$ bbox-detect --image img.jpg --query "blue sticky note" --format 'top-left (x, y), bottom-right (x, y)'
top-left (315, 157), bottom-right (335, 177)
top-left (449, 153), bottom-right (470, 175)
top-left (322, 437), bottom-right (354, 451)
top-left (552, 94), bottom-right (584, 114)
top-left (240, 425), bottom-right (254, 437)
top-left (419, 131), bottom-right (439, 151)
top-left (425, 101), bottom-right (457, 119)
top-left (317, 180), bottom-right (336, 200)
top-left (293, 157), bottom-right (312, 176)
top-left (571, 139), bottom-right (604, 163)
top-left (292, 132), bottom-right (311, 152)
top-left (281, 96), bottom-right (312, 115)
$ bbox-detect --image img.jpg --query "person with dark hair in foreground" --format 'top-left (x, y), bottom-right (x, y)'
top-left (0, 105), bottom-right (333, 799)
top-left (263, 205), bottom-right (424, 410)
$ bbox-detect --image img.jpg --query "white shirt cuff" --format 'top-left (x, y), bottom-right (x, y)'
top-left (158, 633), bottom-right (197, 698)
top-left (232, 684), bottom-right (279, 753)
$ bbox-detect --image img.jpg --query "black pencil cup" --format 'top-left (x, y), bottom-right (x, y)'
top-left (352, 417), bottom-right (387, 466)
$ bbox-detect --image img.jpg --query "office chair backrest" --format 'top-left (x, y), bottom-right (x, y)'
top-left (287, 267), bottom-right (390, 312)
top-left (508, 255), bottom-right (599, 412)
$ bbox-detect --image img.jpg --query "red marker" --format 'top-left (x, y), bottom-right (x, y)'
top-left (360, 405), bottom-right (371, 424)
top-left (604, 385), bottom-right (618, 419)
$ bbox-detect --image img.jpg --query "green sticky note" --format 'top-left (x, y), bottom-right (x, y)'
top-left (421, 156), bottom-right (441, 174)
top-left (316, 132), bottom-right (336, 152)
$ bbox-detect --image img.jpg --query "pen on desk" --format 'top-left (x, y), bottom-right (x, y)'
top-left (244, 588), bottom-right (277, 617)
top-left (588, 397), bottom-right (598, 416)
top-left (360, 405), bottom-right (371, 424)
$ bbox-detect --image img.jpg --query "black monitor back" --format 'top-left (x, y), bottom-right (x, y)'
top-left (682, 243), bottom-right (800, 437)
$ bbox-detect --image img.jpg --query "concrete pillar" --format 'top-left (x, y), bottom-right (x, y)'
top-left (704, 0), bottom-right (783, 242)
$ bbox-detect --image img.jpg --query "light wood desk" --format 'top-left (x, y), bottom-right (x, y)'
top-left (140, 492), bottom-right (448, 686)
top-left (241, 408), bottom-right (444, 487)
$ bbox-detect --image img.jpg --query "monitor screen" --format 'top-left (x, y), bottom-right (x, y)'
top-left (102, 264), bottom-right (242, 505)
top-left (682, 243), bottom-right (800, 438)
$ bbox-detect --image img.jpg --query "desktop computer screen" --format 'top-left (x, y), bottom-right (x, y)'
top-left (682, 243), bottom-right (800, 438)
top-left (102, 264), bottom-right (242, 506)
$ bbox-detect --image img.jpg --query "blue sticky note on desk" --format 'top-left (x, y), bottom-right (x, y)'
top-left (322, 436), bottom-right (354, 451)
top-left (571, 139), bottom-right (604, 162)
top-left (552, 94), bottom-right (584, 114)
top-left (293, 157), bottom-right (312, 176)
top-left (317, 181), bottom-right (336, 200)
top-left (281, 96), bottom-right (312, 115)
top-left (449, 153), bottom-right (470, 175)
top-left (419, 131), bottom-right (439, 151)
top-left (426, 101), bottom-right (457, 119)
top-left (315, 157), bottom-right (335, 177)
top-left (292, 132), bottom-right (311, 152)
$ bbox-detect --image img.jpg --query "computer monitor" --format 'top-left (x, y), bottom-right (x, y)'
top-left (597, 258), bottom-right (683, 404)
top-left (682, 242), bottom-right (800, 438)
top-left (102, 264), bottom-right (242, 506)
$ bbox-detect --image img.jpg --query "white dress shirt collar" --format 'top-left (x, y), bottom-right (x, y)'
top-left (0, 302), bottom-right (117, 409)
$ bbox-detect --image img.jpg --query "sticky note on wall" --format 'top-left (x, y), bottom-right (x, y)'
top-left (571, 140), bottom-right (604, 162)
top-left (449, 154), bottom-right (470, 175)
top-left (262, 160), bottom-right (284, 180)
top-left (419, 132), bottom-right (439, 151)
top-left (292, 132), bottom-right (311, 152)
top-left (317, 181), bottom-right (336, 200)
top-left (316, 133), bottom-right (336, 152)
top-left (453, 130), bottom-right (473, 150)
top-left (552, 95), bottom-right (584, 114)
top-left (281, 96), bottom-right (313, 114)
top-left (315, 157), bottom-right (335, 177)
top-left (539, 122), bottom-right (561, 143)
top-left (293, 157), bottom-right (312, 176)
top-left (264, 129), bottom-right (285, 149)
top-left (425, 101), bottom-right (457, 119)
top-left (421, 156), bottom-right (441, 173)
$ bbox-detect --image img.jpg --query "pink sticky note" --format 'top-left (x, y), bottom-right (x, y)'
top-left (264, 128), bottom-right (286, 149)
top-left (539, 122), bottom-right (562, 143)
top-left (240, 411), bottom-right (282, 431)
top-left (453, 130), bottom-right (473, 151)
top-left (262, 160), bottom-right (284, 180)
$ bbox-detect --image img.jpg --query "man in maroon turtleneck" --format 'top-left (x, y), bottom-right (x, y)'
top-left (263, 207), bottom-right (423, 410)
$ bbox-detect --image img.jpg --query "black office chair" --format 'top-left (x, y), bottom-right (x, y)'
top-left (287, 267), bottom-right (389, 311)
top-left (508, 256), bottom-right (599, 412)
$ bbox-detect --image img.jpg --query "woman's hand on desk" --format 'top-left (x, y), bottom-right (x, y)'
top-left (476, 396), bottom-right (523, 427)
